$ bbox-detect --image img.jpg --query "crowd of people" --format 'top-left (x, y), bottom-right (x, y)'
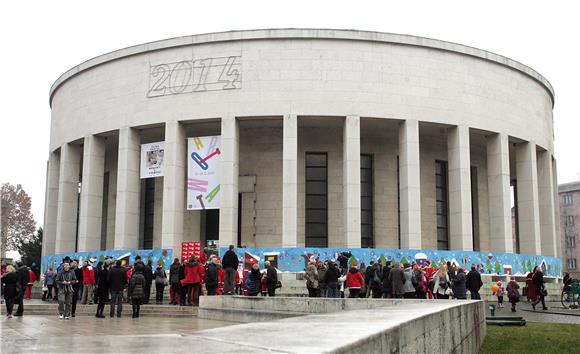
top-left (1, 246), bottom-right (552, 319)
top-left (0, 245), bottom-right (280, 320)
top-left (302, 255), bottom-right (487, 301)
top-left (302, 253), bottom-right (552, 314)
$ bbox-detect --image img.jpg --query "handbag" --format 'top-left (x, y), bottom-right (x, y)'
top-left (540, 286), bottom-right (548, 296)
top-left (275, 280), bottom-right (282, 289)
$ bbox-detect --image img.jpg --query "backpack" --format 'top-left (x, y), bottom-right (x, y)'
top-left (372, 270), bottom-right (381, 286)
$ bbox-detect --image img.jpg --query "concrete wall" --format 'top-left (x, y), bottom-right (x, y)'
top-left (49, 30), bottom-right (554, 154)
top-left (196, 296), bottom-right (486, 354)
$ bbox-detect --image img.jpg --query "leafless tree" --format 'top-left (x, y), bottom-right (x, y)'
top-left (1, 183), bottom-right (36, 259)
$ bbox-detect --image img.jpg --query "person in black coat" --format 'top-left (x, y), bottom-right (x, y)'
top-left (465, 265), bottom-right (483, 300)
top-left (2, 265), bottom-right (19, 318)
top-left (14, 261), bottom-right (29, 316)
top-left (129, 265), bottom-right (146, 318)
top-left (222, 245), bottom-right (239, 295)
top-left (323, 261), bottom-right (341, 298)
top-left (532, 268), bottom-right (547, 311)
top-left (142, 260), bottom-right (153, 304)
top-left (108, 260), bottom-right (128, 318)
top-left (71, 259), bottom-right (83, 317)
top-left (247, 263), bottom-right (262, 296)
top-left (169, 258), bottom-right (181, 305)
top-left (381, 262), bottom-right (392, 298)
top-left (95, 263), bottom-right (110, 318)
top-left (205, 257), bottom-right (219, 296)
top-left (265, 261), bottom-right (278, 297)
top-left (452, 268), bottom-right (467, 299)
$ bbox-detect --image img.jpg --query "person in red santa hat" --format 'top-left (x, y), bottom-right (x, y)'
top-left (346, 263), bottom-right (365, 298)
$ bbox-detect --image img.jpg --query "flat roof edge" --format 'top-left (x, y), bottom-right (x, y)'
top-left (48, 28), bottom-right (555, 107)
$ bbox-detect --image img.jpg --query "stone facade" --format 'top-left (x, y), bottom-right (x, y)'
top-left (42, 29), bottom-right (558, 259)
top-left (559, 182), bottom-right (580, 278)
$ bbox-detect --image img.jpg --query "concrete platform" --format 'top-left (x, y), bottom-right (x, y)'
top-left (195, 296), bottom-right (486, 353)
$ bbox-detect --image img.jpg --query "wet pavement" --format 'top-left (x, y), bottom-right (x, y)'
top-left (484, 300), bottom-right (580, 324)
top-left (1, 314), bottom-right (237, 353)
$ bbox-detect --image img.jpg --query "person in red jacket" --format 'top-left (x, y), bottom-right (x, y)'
top-left (216, 263), bottom-right (225, 295)
top-left (81, 260), bottom-right (96, 305)
top-left (180, 257), bottom-right (201, 306)
top-left (346, 264), bottom-right (365, 298)
top-left (25, 269), bottom-right (37, 300)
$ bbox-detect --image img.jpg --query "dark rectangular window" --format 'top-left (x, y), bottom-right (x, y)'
top-left (397, 156), bottom-right (400, 248)
top-left (361, 154), bottom-right (374, 248)
top-left (100, 172), bottom-right (109, 250)
top-left (143, 178), bottom-right (155, 249)
top-left (306, 153), bottom-right (328, 247)
top-left (471, 166), bottom-right (480, 251)
top-left (436, 161), bottom-right (449, 250)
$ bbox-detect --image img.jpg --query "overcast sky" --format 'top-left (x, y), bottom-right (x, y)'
top-left (1, 0), bottom-right (578, 229)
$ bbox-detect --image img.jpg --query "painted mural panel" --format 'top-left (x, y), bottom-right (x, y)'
top-left (220, 248), bottom-right (563, 278)
top-left (41, 249), bottom-right (173, 273)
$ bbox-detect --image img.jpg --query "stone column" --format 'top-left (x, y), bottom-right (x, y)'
top-left (516, 141), bottom-right (541, 255)
top-left (448, 125), bottom-right (473, 251)
top-left (161, 121), bottom-right (186, 253)
top-left (486, 133), bottom-right (513, 253)
top-left (398, 119), bottom-right (422, 249)
top-left (114, 127), bottom-right (141, 250)
top-left (77, 135), bottom-right (106, 252)
top-left (219, 116), bottom-right (239, 247)
top-left (537, 150), bottom-right (557, 256)
top-left (282, 114), bottom-right (298, 247)
top-left (343, 115), bottom-right (361, 248)
top-left (55, 143), bottom-right (82, 253)
top-left (42, 151), bottom-right (60, 256)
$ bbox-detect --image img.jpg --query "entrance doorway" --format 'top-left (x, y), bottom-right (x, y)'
top-left (204, 210), bottom-right (219, 246)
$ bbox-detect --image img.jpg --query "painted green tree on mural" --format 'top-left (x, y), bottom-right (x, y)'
top-left (401, 257), bottom-right (409, 265)
top-left (380, 254), bottom-right (387, 265)
top-left (527, 260), bottom-right (533, 272)
top-left (486, 259), bottom-right (493, 273)
top-left (494, 261), bottom-right (501, 274)
top-left (349, 256), bottom-right (358, 267)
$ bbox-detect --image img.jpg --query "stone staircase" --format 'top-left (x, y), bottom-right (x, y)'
top-left (2, 301), bottom-right (198, 317)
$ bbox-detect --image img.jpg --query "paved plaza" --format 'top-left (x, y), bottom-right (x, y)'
top-left (1, 298), bottom-right (578, 353)
top-left (1, 314), bottom-right (236, 353)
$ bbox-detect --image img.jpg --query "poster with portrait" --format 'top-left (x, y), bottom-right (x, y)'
top-left (187, 136), bottom-right (221, 210)
top-left (140, 141), bottom-right (165, 178)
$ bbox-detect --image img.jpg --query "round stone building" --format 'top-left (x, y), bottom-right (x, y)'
top-left (42, 29), bottom-right (561, 272)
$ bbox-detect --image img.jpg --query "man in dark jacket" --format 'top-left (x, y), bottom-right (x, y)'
top-left (143, 260), bottom-right (153, 304)
top-left (381, 262), bottom-right (392, 298)
top-left (108, 260), bottom-right (128, 317)
top-left (14, 261), bottom-right (30, 316)
top-left (452, 268), bottom-right (467, 299)
top-left (71, 259), bottom-right (83, 317)
top-left (129, 264), bottom-right (146, 318)
top-left (265, 260), bottom-right (278, 297)
top-left (466, 265), bottom-right (483, 300)
top-left (205, 257), bottom-right (219, 296)
top-left (222, 245), bottom-right (239, 295)
top-left (324, 260), bottom-right (341, 298)
top-left (317, 262), bottom-right (328, 298)
top-left (55, 262), bottom-right (77, 320)
top-left (389, 263), bottom-right (406, 298)
top-left (169, 258), bottom-right (181, 305)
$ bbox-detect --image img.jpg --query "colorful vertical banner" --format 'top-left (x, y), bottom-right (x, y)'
top-left (140, 141), bottom-right (165, 178)
top-left (187, 136), bottom-right (221, 209)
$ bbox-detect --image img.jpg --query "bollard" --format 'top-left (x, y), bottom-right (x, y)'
top-left (489, 304), bottom-right (496, 317)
